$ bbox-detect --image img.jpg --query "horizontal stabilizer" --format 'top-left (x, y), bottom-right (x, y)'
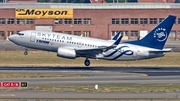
top-left (149, 48), bottom-right (172, 53)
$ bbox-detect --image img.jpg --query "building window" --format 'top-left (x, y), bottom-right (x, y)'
top-left (17, 19), bottom-right (25, 24)
top-left (8, 31), bottom-right (14, 36)
top-left (112, 31), bottom-right (128, 39)
top-left (140, 18), bottom-right (148, 24)
top-left (121, 18), bottom-right (129, 24)
top-left (159, 18), bottom-right (164, 23)
top-left (55, 31), bottom-right (62, 33)
top-left (121, 31), bottom-right (128, 36)
top-left (26, 19), bottom-right (34, 24)
top-left (74, 31), bottom-right (81, 36)
top-left (169, 30), bottom-right (176, 38)
top-left (64, 19), bottom-right (72, 24)
top-left (0, 18), bottom-right (5, 24)
top-left (83, 31), bottom-right (90, 37)
top-left (7, 18), bottom-right (14, 24)
top-left (178, 18), bottom-right (180, 24)
top-left (130, 30), bottom-right (138, 37)
top-left (0, 31), bottom-right (5, 37)
top-left (74, 18), bottom-right (82, 25)
top-left (111, 31), bottom-right (119, 39)
top-left (150, 18), bottom-right (157, 24)
top-left (131, 18), bottom-right (138, 24)
top-left (54, 19), bottom-right (62, 24)
top-left (112, 18), bottom-right (119, 24)
top-left (178, 31), bottom-right (180, 38)
top-left (64, 31), bottom-right (71, 34)
top-left (83, 18), bottom-right (91, 25)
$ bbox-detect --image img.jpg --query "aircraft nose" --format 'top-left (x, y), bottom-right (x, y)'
top-left (8, 35), bottom-right (16, 42)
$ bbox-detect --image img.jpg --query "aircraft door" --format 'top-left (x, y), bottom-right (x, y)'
top-left (78, 42), bottom-right (82, 48)
top-left (30, 32), bottom-right (36, 42)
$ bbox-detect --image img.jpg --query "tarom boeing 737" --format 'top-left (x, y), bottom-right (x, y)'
top-left (8, 15), bottom-right (176, 66)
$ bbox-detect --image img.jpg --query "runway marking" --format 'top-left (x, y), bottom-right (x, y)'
top-left (0, 94), bottom-right (15, 96)
top-left (142, 74), bottom-right (148, 76)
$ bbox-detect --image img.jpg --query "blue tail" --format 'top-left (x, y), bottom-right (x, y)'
top-left (125, 15), bottom-right (176, 50)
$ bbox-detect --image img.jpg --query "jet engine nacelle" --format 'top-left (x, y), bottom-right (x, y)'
top-left (57, 48), bottom-right (76, 59)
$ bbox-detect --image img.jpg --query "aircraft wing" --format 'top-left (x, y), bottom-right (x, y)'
top-left (149, 48), bottom-right (172, 53)
top-left (75, 35), bottom-right (123, 57)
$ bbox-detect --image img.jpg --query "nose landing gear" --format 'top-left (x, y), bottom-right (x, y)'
top-left (84, 58), bottom-right (90, 66)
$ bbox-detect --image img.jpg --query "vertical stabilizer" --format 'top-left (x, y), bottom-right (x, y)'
top-left (125, 15), bottom-right (176, 50)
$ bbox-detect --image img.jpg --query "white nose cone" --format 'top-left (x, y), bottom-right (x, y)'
top-left (8, 35), bottom-right (16, 42)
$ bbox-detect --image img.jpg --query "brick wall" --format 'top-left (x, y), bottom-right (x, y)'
top-left (0, 8), bottom-right (180, 40)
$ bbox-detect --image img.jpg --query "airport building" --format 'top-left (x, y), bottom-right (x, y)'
top-left (0, 0), bottom-right (180, 40)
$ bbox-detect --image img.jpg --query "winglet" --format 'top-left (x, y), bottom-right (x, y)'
top-left (114, 35), bottom-right (123, 46)
top-left (99, 34), bottom-right (123, 50)
top-left (104, 35), bottom-right (123, 51)
top-left (112, 31), bottom-right (121, 40)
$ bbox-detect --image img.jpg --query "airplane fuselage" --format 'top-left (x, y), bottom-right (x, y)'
top-left (9, 30), bottom-right (164, 61)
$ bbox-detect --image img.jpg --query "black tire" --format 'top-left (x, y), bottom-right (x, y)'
top-left (84, 59), bottom-right (90, 66)
top-left (24, 51), bottom-right (28, 55)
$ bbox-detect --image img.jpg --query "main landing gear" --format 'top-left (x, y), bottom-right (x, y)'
top-left (84, 58), bottom-right (90, 66)
top-left (24, 49), bottom-right (28, 55)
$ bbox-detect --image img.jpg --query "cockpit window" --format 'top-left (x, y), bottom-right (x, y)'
top-left (17, 32), bottom-right (24, 36)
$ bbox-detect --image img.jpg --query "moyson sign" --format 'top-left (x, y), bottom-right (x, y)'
top-left (15, 9), bottom-right (73, 18)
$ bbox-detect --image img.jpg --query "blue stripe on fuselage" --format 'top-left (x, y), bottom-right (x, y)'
top-left (104, 46), bottom-right (129, 57)
top-left (110, 50), bottom-right (133, 60)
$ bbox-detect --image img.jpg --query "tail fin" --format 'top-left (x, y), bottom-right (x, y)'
top-left (125, 15), bottom-right (176, 50)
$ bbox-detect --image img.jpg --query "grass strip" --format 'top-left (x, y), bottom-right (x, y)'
top-left (0, 72), bottom-right (89, 78)
top-left (0, 51), bottom-right (180, 67)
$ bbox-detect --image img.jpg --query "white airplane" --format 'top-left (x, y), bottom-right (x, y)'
top-left (8, 15), bottom-right (176, 66)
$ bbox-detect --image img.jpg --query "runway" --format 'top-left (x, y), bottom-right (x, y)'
top-left (0, 91), bottom-right (180, 99)
top-left (0, 66), bottom-right (180, 99)
top-left (0, 66), bottom-right (180, 86)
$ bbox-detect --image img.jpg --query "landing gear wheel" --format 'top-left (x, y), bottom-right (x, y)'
top-left (24, 51), bottom-right (28, 55)
top-left (84, 59), bottom-right (90, 66)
